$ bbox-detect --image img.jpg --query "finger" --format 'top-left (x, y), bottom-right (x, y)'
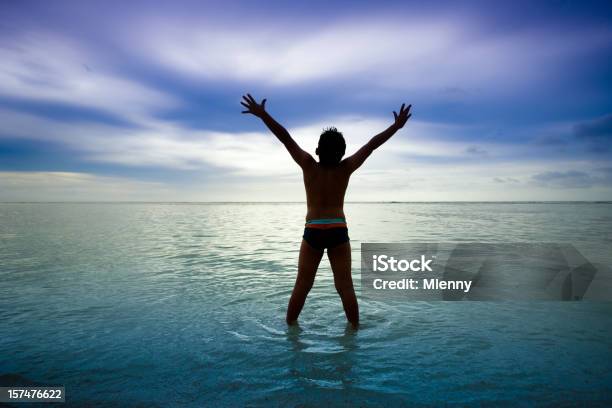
top-left (407, 104), bottom-right (412, 113)
top-left (393, 111), bottom-right (398, 120)
top-left (240, 101), bottom-right (250, 108)
top-left (400, 103), bottom-right (405, 113)
top-left (241, 110), bottom-right (250, 114)
top-left (407, 113), bottom-right (412, 120)
top-left (242, 95), bottom-right (251, 104)
top-left (247, 93), bottom-right (256, 103)
top-left (261, 98), bottom-right (267, 107)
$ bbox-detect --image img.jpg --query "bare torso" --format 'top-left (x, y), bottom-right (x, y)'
top-left (303, 161), bottom-right (351, 221)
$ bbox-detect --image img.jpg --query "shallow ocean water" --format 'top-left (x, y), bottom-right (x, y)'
top-left (0, 202), bottom-right (611, 406)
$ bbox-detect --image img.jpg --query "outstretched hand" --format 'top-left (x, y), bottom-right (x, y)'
top-left (393, 103), bottom-right (412, 129)
top-left (241, 93), bottom-right (267, 117)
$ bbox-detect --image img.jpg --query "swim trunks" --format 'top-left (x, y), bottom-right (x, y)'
top-left (303, 218), bottom-right (350, 251)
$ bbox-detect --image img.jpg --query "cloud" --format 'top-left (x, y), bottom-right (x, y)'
top-left (0, 171), bottom-right (174, 201)
top-left (573, 113), bottom-right (612, 154)
top-left (127, 18), bottom-right (457, 86)
top-left (530, 170), bottom-right (612, 189)
top-left (493, 177), bottom-right (520, 184)
top-left (0, 107), bottom-right (499, 175)
top-left (1, 5), bottom-right (611, 201)
top-left (0, 32), bottom-right (178, 122)
top-left (574, 113), bottom-right (612, 140)
top-left (465, 146), bottom-right (488, 157)
top-left (124, 15), bottom-right (612, 93)
top-left (2, 102), bottom-right (611, 200)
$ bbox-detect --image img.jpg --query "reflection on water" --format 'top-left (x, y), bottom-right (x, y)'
top-left (287, 323), bottom-right (357, 388)
top-left (0, 202), bottom-right (611, 406)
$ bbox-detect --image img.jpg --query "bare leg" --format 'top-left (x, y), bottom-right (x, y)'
top-left (327, 241), bottom-right (359, 328)
top-left (286, 239), bottom-right (324, 325)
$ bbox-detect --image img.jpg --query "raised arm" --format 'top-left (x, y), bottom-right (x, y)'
top-left (344, 103), bottom-right (412, 173)
top-left (241, 93), bottom-right (314, 168)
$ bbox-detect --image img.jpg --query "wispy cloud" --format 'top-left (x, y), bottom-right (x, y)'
top-left (0, 32), bottom-right (178, 122)
top-left (126, 16), bottom-right (612, 93)
top-left (0, 1), bottom-right (611, 201)
top-left (0, 107), bottom-right (532, 175)
top-left (574, 113), bottom-right (612, 153)
top-left (0, 171), bottom-right (174, 201)
top-left (531, 169), bottom-right (612, 189)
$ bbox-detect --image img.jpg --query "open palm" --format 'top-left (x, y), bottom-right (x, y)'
top-left (241, 94), bottom-right (267, 117)
top-left (393, 103), bottom-right (412, 129)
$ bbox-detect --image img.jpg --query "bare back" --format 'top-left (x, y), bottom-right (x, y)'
top-left (303, 161), bottom-right (351, 221)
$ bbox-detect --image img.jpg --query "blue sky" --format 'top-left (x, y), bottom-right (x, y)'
top-left (0, 0), bottom-right (611, 201)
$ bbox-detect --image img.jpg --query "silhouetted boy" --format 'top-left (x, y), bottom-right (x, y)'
top-left (241, 94), bottom-right (411, 328)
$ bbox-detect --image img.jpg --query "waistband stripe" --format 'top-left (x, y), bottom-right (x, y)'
top-left (306, 218), bottom-right (346, 224)
top-left (305, 218), bottom-right (347, 229)
top-left (305, 223), bottom-right (347, 229)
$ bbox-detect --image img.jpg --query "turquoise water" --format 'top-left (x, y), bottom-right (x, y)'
top-left (1, 202), bottom-right (611, 406)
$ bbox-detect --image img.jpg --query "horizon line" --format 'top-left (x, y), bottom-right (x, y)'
top-left (1, 201), bottom-right (611, 204)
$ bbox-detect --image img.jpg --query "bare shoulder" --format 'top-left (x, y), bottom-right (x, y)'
top-left (338, 158), bottom-right (353, 174)
top-left (301, 156), bottom-right (318, 175)
top-left (299, 154), bottom-right (317, 172)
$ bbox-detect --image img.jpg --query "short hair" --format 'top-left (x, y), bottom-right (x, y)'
top-left (317, 127), bottom-right (346, 166)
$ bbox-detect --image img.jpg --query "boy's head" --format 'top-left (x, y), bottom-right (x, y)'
top-left (316, 127), bottom-right (346, 166)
